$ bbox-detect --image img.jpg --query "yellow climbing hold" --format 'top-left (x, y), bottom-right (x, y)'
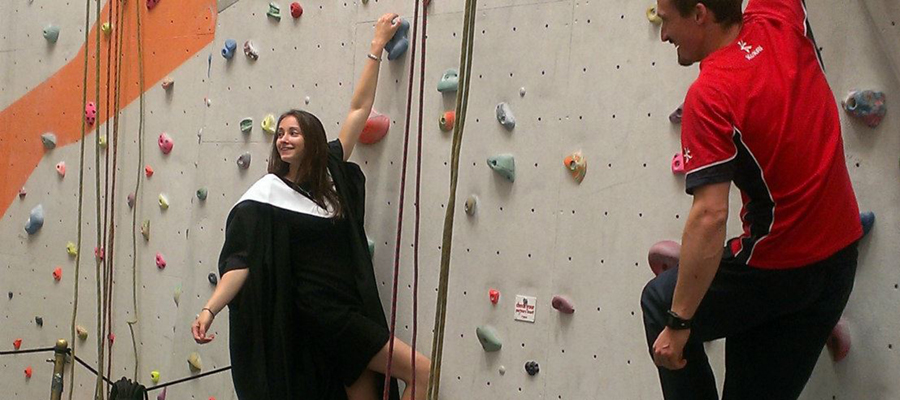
top-left (66, 242), bottom-right (78, 257)
top-left (98, 134), bottom-right (107, 149)
top-left (261, 113), bottom-right (277, 135)
top-left (150, 370), bottom-right (160, 384)
top-left (158, 194), bottom-right (169, 210)
top-left (76, 325), bottom-right (88, 340)
top-left (187, 352), bottom-right (203, 371)
top-left (101, 22), bottom-right (112, 36)
top-left (647, 6), bottom-right (662, 24)
top-left (141, 220), bottom-right (150, 241)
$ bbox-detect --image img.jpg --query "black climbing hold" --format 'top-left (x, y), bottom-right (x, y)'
top-left (7, 292), bottom-right (12, 300)
top-left (860, 211), bottom-right (875, 237)
top-left (525, 360), bottom-right (540, 376)
top-left (35, 316), bottom-right (43, 327)
top-left (208, 273), bottom-right (218, 285)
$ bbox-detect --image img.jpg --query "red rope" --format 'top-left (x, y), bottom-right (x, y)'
top-left (382, 1), bottom-right (426, 398)
top-left (410, 4), bottom-right (428, 399)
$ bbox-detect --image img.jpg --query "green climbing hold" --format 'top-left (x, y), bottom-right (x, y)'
top-left (240, 117), bottom-right (253, 133)
top-left (174, 283), bottom-right (182, 306)
top-left (141, 220), bottom-right (151, 241)
top-left (487, 154), bottom-right (516, 182)
top-left (367, 237), bottom-right (375, 258)
top-left (476, 325), bottom-right (502, 352)
top-left (196, 187), bottom-right (208, 201)
top-left (267, 2), bottom-right (282, 19)
top-left (43, 25), bottom-right (60, 43)
top-left (437, 69), bottom-right (459, 93)
top-left (41, 133), bottom-right (57, 150)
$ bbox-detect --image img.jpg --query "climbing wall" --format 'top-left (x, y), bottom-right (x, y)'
top-left (1, 0), bottom-right (898, 399)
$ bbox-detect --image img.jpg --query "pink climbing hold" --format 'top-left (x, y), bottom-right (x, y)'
top-left (648, 240), bottom-right (680, 276)
top-left (53, 267), bottom-right (63, 281)
top-left (359, 110), bottom-right (390, 144)
top-left (145, 165), bottom-right (154, 178)
top-left (158, 132), bottom-right (174, 154)
top-left (156, 253), bottom-right (167, 269)
top-left (290, 2), bottom-right (303, 18)
top-left (489, 289), bottom-right (500, 304)
top-left (147, 0), bottom-right (160, 10)
top-left (95, 247), bottom-right (105, 261)
top-left (157, 388), bottom-right (167, 400)
top-left (18, 187), bottom-right (26, 198)
top-left (551, 295), bottom-right (575, 314)
top-left (13, 338), bottom-right (22, 350)
top-left (85, 102), bottom-right (97, 126)
top-left (827, 317), bottom-right (851, 362)
top-left (671, 152), bottom-right (685, 174)
top-left (109, 333), bottom-right (115, 345)
top-left (56, 161), bottom-right (66, 177)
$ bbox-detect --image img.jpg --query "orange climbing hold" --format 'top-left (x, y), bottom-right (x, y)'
top-left (53, 267), bottom-right (63, 281)
top-left (24, 366), bottom-right (33, 379)
top-left (145, 165), bottom-right (154, 178)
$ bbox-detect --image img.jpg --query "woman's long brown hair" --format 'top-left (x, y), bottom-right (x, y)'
top-left (267, 109), bottom-right (344, 219)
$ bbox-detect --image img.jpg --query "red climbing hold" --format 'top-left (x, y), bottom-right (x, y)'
top-left (24, 366), bottom-right (32, 379)
top-left (551, 295), bottom-right (575, 314)
top-left (827, 317), bottom-right (851, 362)
top-left (109, 333), bottom-right (115, 345)
top-left (648, 240), bottom-right (680, 276)
top-left (18, 187), bottom-right (26, 198)
top-left (290, 2), bottom-right (303, 18)
top-left (145, 165), bottom-right (154, 178)
top-left (53, 267), bottom-right (63, 281)
top-left (13, 338), bottom-right (22, 350)
top-left (147, 0), bottom-right (160, 10)
top-left (360, 110), bottom-right (390, 144)
top-left (489, 289), bottom-right (500, 304)
top-left (95, 247), bottom-right (105, 261)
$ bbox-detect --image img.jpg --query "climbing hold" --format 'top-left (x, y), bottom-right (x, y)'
top-left (145, 165), bottom-right (154, 178)
top-left (563, 152), bottom-right (587, 184)
top-left (290, 2), bottom-right (303, 18)
top-left (860, 211), bottom-right (875, 237)
top-left (267, 2), bottom-right (281, 19)
top-left (476, 325), bottom-right (503, 352)
top-left (174, 283), bottom-right (182, 306)
top-left (360, 110), bottom-right (390, 144)
top-left (158, 194), bottom-right (169, 210)
top-left (150, 370), bottom-right (160, 384)
top-left (101, 22), bottom-right (112, 36)
top-left (669, 103), bottom-right (684, 124)
top-left (261, 114), bottom-right (277, 135)
top-left (35, 316), bottom-right (43, 327)
top-left (489, 288), bottom-right (500, 304)
top-left (671, 152), bottom-right (685, 174)
top-left (108, 333), bottom-right (115, 345)
top-left (240, 117), bottom-right (253, 133)
top-left (208, 272), bottom-right (219, 285)
top-left (98, 134), bottom-right (108, 149)
top-left (496, 102), bottom-right (516, 130)
top-left (158, 132), bottom-right (174, 154)
top-left (53, 267), bottom-right (63, 281)
top-left (94, 247), bottom-right (105, 261)
top-left (519, 87), bottom-right (526, 97)
top-left (437, 69), bottom-right (459, 93)
top-left (25, 204), bottom-right (44, 235)
top-left (188, 352), bottom-right (203, 371)
top-left (141, 220), bottom-right (150, 241)
top-left (156, 253), bottom-right (167, 269)
top-left (487, 154), bottom-right (516, 182)
top-left (647, 6), bottom-right (662, 24)
top-left (499, 365), bottom-right (506, 375)
top-left (524, 361), bottom-right (540, 376)
top-left (44, 25), bottom-right (60, 43)
top-left (7, 292), bottom-right (12, 300)
top-left (827, 317), bottom-right (851, 362)
top-left (384, 19), bottom-right (410, 60)
top-left (842, 90), bottom-right (886, 128)
top-left (551, 295), bottom-right (575, 314)
top-left (147, 0), bottom-right (160, 10)
top-left (157, 388), bottom-right (167, 400)
top-left (439, 111), bottom-right (455, 132)
top-left (197, 187), bottom-right (208, 201)
top-left (18, 188), bottom-right (26, 198)
top-left (41, 133), bottom-right (58, 149)
top-left (85, 102), bottom-right (97, 126)
top-left (237, 152), bottom-right (252, 169)
top-left (24, 366), bottom-right (33, 379)
top-left (66, 242), bottom-right (78, 257)
top-left (464, 195), bottom-right (477, 216)
top-left (13, 339), bottom-right (23, 350)
top-left (76, 326), bottom-right (88, 340)
top-left (648, 240), bottom-right (680, 276)
top-left (127, 193), bottom-right (136, 208)
top-left (222, 39), bottom-right (237, 59)
top-left (161, 77), bottom-right (174, 90)
top-left (56, 161), bottom-right (66, 177)
top-left (244, 40), bottom-right (259, 60)
top-left (367, 237), bottom-right (376, 258)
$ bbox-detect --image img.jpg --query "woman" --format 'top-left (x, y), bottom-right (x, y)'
top-left (191, 13), bottom-right (430, 400)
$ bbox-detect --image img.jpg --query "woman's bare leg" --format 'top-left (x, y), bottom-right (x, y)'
top-left (366, 337), bottom-right (431, 400)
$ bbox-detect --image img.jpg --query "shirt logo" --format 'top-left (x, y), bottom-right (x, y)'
top-left (738, 39), bottom-right (764, 61)
top-left (683, 148), bottom-right (693, 164)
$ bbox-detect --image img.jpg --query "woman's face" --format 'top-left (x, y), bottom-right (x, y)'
top-left (276, 115), bottom-right (305, 164)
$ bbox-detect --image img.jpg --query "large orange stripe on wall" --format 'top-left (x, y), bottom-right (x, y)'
top-left (0, 0), bottom-right (217, 216)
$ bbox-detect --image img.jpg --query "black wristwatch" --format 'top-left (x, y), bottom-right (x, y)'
top-left (666, 310), bottom-right (692, 330)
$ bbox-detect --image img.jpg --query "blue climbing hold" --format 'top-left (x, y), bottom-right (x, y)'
top-left (384, 19), bottom-right (410, 61)
top-left (25, 205), bottom-right (44, 235)
top-left (222, 39), bottom-right (237, 59)
top-left (860, 211), bottom-right (875, 237)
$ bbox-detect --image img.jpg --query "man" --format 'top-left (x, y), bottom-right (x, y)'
top-left (641, 0), bottom-right (862, 399)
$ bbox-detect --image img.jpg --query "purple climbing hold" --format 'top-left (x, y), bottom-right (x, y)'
top-left (25, 204), bottom-right (44, 235)
top-left (127, 193), bottom-right (136, 208)
top-left (648, 240), bottom-right (680, 276)
top-left (551, 295), bottom-right (575, 314)
top-left (842, 90), bottom-right (886, 128)
top-left (669, 103), bottom-right (684, 124)
top-left (860, 211), bottom-right (875, 237)
top-left (157, 388), bottom-right (167, 400)
top-left (237, 152), bottom-right (252, 169)
top-left (524, 360), bottom-right (540, 376)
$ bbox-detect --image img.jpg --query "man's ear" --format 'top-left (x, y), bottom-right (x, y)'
top-left (693, 3), bottom-right (710, 25)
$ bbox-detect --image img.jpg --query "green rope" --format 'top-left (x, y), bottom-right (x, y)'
top-left (427, 0), bottom-right (477, 398)
top-left (92, 0), bottom-right (105, 397)
top-left (127, 0), bottom-right (146, 381)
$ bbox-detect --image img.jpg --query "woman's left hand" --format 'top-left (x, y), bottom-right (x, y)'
top-left (373, 13), bottom-right (401, 47)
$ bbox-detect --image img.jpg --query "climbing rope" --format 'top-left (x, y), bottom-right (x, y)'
top-left (427, 0), bottom-right (478, 398)
top-left (382, 1), bottom-right (427, 398)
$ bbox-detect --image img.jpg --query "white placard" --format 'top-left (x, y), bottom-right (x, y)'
top-left (514, 295), bottom-right (537, 323)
